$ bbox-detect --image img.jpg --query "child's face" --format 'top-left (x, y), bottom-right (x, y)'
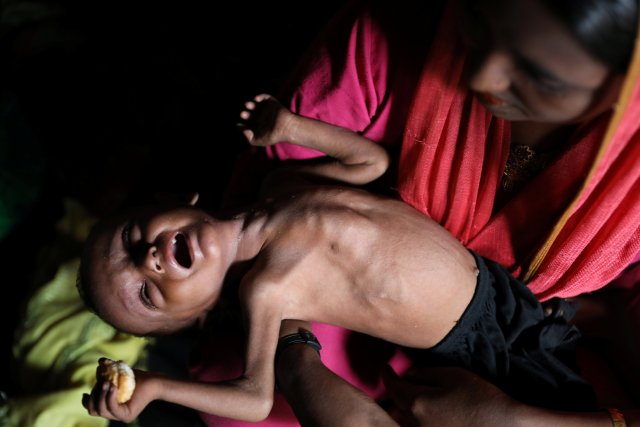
top-left (85, 203), bottom-right (229, 335)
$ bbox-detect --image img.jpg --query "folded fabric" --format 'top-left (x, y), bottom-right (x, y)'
top-left (2, 199), bottom-right (147, 427)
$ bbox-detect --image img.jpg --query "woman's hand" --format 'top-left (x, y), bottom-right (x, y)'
top-left (382, 365), bottom-right (633, 427)
top-left (382, 365), bottom-right (515, 427)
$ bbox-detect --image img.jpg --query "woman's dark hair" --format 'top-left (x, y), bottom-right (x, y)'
top-left (543, 0), bottom-right (638, 72)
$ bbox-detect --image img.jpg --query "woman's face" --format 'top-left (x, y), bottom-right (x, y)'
top-left (456, 0), bottom-right (624, 123)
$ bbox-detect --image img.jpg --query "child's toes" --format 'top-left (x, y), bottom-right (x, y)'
top-left (240, 110), bottom-right (251, 120)
top-left (244, 101), bottom-right (256, 111)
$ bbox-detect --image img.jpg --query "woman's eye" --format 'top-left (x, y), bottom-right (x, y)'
top-left (517, 63), bottom-right (569, 95)
top-left (531, 76), bottom-right (567, 94)
top-left (140, 281), bottom-right (157, 309)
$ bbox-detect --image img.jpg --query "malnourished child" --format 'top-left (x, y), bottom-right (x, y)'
top-left (78, 94), bottom-right (594, 423)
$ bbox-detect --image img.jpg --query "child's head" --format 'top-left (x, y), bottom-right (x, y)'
top-left (77, 200), bottom-right (229, 336)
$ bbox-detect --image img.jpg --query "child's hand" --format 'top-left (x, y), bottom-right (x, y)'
top-left (237, 94), bottom-right (294, 147)
top-left (82, 369), bottom-right (158, 423)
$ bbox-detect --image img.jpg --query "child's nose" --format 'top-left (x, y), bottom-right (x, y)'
top-left (468, 50), bottom-right (512, 94)
top-left (144, 246), bottom-right (164, 273)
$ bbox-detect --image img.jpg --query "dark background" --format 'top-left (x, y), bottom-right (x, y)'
top-left (0, 0), bottom-right (345, 423)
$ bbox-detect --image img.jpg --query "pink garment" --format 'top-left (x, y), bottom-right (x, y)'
top-left (267, 0), bottom-right (429, 159)
top-left (191, 1), bottom-right (640, 425)
top-left (190, 3), bottom-right (422, 425)
top-left (189, 323), bottom-right (411, 427)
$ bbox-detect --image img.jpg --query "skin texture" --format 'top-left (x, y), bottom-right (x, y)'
top-left (82, 95), bottom-right (477, 423)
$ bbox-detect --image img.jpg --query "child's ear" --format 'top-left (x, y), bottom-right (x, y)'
top-left (187, 192), bottom-right (199, 206)
top-left (196, 309), bottom-right (210, 329)
top-left (154, 191), bottom-right (199, 206)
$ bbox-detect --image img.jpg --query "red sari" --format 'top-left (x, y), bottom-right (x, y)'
top-left (397, 6), bottom-right (640, 300)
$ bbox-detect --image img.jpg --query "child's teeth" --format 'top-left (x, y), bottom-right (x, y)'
top-left (172, 238), bottom-right (176, 244)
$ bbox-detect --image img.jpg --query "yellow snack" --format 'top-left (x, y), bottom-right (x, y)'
top-left (97, 358), bottom-right (136, 403)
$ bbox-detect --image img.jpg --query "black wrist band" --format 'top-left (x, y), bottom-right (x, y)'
top-left (277, 331), bottom-right (322, 354)
top-left (274, 331), bottom-right (322, 392)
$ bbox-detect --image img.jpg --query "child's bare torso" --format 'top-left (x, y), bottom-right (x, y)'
top-left (245, 186), bottom-right (478, 349)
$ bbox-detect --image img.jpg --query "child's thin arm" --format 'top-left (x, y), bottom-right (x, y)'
top-left (83, 363), bottom-right (277, 423)
top-left (157, 277), bottom-right (284, 422)
top-left (286, 113), bottom-right (390, 185)
top-left (239, 94), bottom-right (390, 185)
top-left (85, 280), bottom-right (284, 423)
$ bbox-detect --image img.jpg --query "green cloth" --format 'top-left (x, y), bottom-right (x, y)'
top-left (2, 199), bottom-right (147, 427)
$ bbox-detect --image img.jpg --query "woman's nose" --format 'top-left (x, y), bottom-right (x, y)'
top-left (468, 50), bottom-right (512, 93)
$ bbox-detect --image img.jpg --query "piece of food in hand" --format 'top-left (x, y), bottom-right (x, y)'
top-left (97, 358), bottom-right (136, 403)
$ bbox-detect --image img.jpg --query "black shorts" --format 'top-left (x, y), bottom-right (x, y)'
top-left (415, 251), bottom-right (596, 411)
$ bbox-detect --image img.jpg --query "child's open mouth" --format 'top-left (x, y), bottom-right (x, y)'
top-left (172, 233), bottom-right (192, 268)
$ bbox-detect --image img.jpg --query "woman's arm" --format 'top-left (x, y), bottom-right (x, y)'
top-left (276, 335), bottom-right (398, 427)
top-left (382, 365), bottom-right (639, 427)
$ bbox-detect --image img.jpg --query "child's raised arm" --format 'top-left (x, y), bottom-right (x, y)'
top-left (238, 94), bottom-right (390, 185)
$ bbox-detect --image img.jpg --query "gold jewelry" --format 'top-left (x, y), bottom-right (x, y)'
top-left (501, 144), bottom-right (553, 192)
top-left (606, 408), bottom-right (627, 427)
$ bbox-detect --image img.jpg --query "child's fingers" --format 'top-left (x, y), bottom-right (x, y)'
top-left (254, 93), bottom-right (271, 102)
top-left (82, 393), bottom-right (90, 410)
top-left (84, 381), bottom-right (120, 420)
top-left (97, 382), bottom-right (113, 415)
top-left (106, 381), bottom-right (138, 423)
top-left (242, 129), bottom-right (255, 142)
top-left (85, 382), bottom-right (116, 421)
top-left (239, 110), bottom-right (251, 120)
top-left (244, 101), bottom-right (256, 111)
top-left (105, 382), bottom-right (124, 417)
top-left (83, 392), bottom-right (97, 416)
top-left (85, 383), bottom-right (103, 417)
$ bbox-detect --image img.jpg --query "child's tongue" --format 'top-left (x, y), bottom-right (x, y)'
top-left (172, 233), bottom-right (192, 268)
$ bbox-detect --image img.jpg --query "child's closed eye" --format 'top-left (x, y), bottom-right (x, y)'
top-left (140, 280), bottom-right (157, 309)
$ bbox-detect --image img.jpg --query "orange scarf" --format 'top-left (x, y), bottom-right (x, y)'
top-left (397, 7), bottom-right (640, 300)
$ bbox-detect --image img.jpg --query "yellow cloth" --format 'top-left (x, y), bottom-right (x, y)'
top-left (2, 199), bottom-right (147, 427)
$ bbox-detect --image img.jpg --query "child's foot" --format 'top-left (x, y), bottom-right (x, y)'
top-left (237, 94), bottom-right (295, 147)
